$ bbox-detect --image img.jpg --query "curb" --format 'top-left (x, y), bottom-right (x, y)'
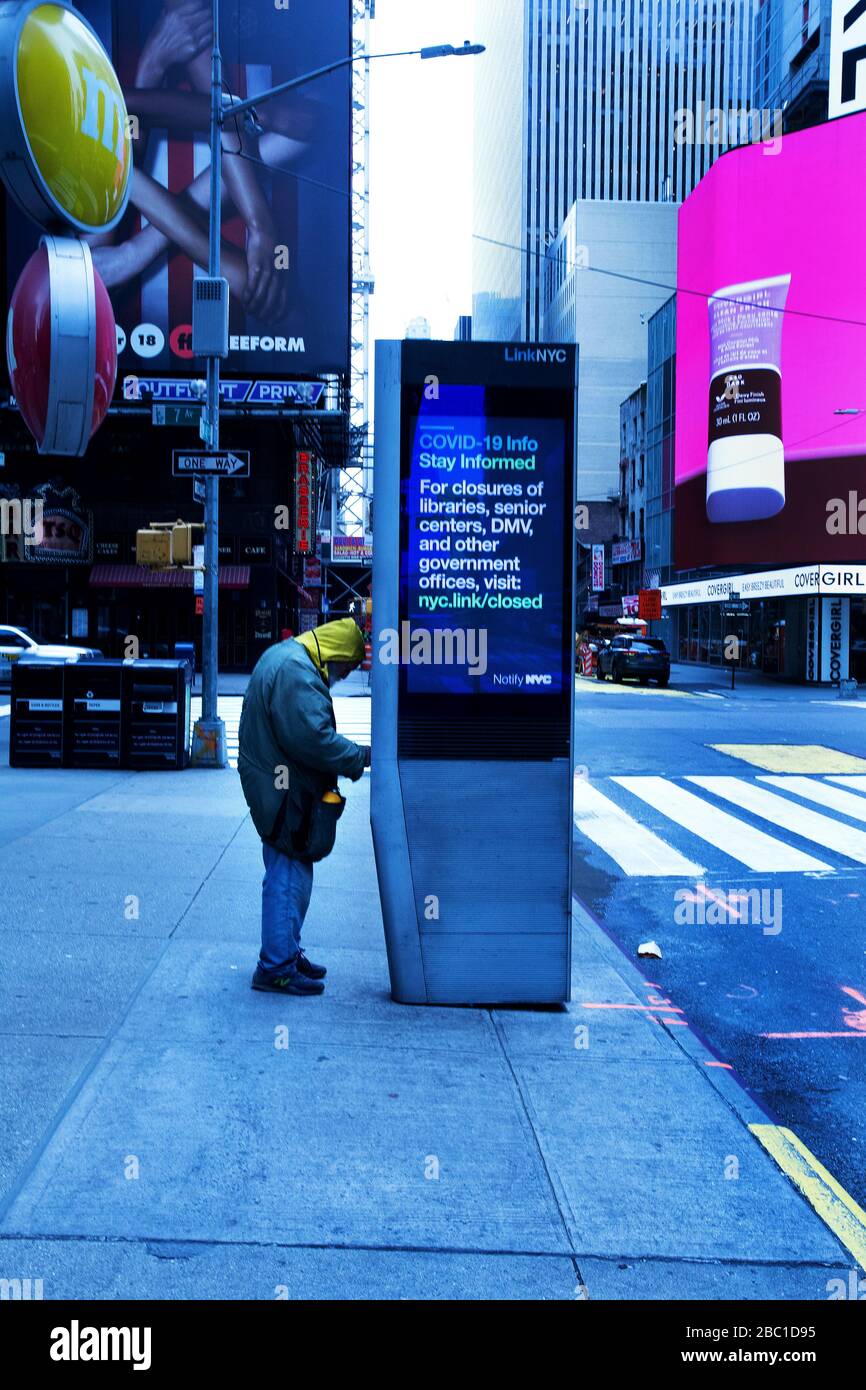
top-left (571, 892), bottom-right (866, 1270)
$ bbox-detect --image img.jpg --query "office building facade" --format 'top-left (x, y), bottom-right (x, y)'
top-left (542, 199), bottom-right (678, 497)
top-left (616, 382), bottom-right (648, 603)
top-left (754, 0), bottom-right (829, 129)
top-left (474, 0), bottom-right (756, 343)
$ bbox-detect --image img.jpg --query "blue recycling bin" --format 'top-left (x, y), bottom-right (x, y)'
top-left (174, 642), bottom-right (195, 675)
top-left (122, 660), bottom-right (192, 770)
top-left (9, 659), bottom-right (65, 768)
top-left (65, 659), bottom-right (124, 769)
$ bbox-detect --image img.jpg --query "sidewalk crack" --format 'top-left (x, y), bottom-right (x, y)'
top-left (486, 1011), bottom-right (586, 1295)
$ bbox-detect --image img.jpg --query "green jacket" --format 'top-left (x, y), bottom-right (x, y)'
top-left (237, 637), bottom-right (366, 848)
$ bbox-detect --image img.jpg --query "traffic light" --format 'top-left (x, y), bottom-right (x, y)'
top-left (135, 521), bottom-right (201, 568)
top-left (170, 522), bottom-right (194, 565)
top-left (136, 528), bottom-right (172, 568)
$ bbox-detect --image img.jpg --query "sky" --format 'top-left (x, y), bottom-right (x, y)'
top-left (366, 0), bottom-right (476, 347)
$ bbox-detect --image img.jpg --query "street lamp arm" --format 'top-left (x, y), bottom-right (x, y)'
top-left (222, 51), bottom-right (415, 121)
top-left (222, 45), bottom-right (484, 121)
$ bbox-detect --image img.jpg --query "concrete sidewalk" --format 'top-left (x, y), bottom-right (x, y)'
top-left (0, 761), bottom-right (855, 1299)
top-left (668, 662), bottom-right (860, 703)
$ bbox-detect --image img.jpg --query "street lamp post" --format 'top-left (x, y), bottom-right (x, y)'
top-left (195, 0), bottom-right (225, 764)
top-left (190, 10), bottom-right (484, 766)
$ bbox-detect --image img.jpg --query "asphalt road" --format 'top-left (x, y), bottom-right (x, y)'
top-left (570, 674), bottom-right (866, 1213)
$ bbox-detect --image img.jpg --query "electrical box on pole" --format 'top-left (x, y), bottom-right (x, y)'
top-left (192, 277), bottom-right (230, 357)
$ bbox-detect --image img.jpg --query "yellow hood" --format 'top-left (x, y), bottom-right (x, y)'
top-left (294, 618), bottom-right (365, 682)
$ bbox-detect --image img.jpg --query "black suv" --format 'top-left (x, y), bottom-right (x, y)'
top-left (597, 635), bottom-right (671, 687)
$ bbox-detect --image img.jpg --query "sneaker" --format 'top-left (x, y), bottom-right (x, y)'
top-left (296, 949), bottom-right (327, 980)
top-left (251, 963), bottom-right (324, 996)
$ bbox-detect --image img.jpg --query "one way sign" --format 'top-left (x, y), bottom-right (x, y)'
top-left (830, 0), bottom-right (866, 117)
top-left (172, 450), bottom-right (251, 478)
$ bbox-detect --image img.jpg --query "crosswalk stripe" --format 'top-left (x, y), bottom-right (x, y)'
top-left (332, 695), bottom-right (371, 745)
top-left (615, 776), bottom-right (831, 872)
top-left (185, 695), bottom-right (370, 771)
top-left (573, 777), bottom-right (705, 876)
top-left (689, 775), bottom-right (866, 865)
top-left (760, 775), bottom-right (866, 825)
top-left (828, 776), bottom-right (866, 794)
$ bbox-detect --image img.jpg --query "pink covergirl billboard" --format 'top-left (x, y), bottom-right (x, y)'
top-left (675, 113), bottom-right (866, 568)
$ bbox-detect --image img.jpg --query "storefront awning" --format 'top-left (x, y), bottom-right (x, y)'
top-left (662, 564), bottom-right (866, 607)
top-left (89, 564), bottom-right (250, 590)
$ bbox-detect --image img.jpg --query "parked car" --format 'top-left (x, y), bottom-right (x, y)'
top-left (596, 634), bottom-right (671, 686)
top-left (0, 625), bottom-right (101, 687)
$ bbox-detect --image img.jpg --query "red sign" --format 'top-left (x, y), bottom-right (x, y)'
top-left (195, 595), bottom-right (204, 616)
top-left (591, 544), bottom-right (605, 592)
top-left (638, 589), bottom-right (662, 621)
top-left (7, 236), bottom-right (116, 456)
top-left (611, 539), bottom-right (642, 565)
top-left (293, 451), bottom-right (317, 555)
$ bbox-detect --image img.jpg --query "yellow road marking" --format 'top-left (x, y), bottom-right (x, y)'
top-left (750, 1124), bottom-right (866, 1271)
top-left (575, 678), bottom-right (692, 700)
top-left (711, 744), bottom-right (866, 773)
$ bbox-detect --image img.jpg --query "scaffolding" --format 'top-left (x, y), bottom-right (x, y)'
top-left (332, 0), bottom-right (375, 545)
top-left (317, 0), bottom-right (374, 619)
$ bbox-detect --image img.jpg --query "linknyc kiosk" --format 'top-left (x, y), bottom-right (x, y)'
top-left (372, 340), bottom-right (578, 1004)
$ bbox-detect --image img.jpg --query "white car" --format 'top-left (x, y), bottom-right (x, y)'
top-left (0, 625), bottom-right (101, 686)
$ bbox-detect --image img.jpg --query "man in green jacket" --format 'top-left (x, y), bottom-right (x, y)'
top-left (238, 618), bottom-right (370, 995)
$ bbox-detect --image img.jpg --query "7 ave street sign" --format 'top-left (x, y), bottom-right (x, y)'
top-left (154, 404), bottom-right (203, 427)
top-left (172, 450), bottom-right (250, 478)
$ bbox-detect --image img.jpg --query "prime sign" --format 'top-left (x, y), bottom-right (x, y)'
top-left (0, 1), bottom-right (131, 233)
top-left (830, 0), bottom-right (866, 118)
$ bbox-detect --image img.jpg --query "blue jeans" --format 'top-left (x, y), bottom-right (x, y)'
top-left (259, 842), bottom-right (314, 976)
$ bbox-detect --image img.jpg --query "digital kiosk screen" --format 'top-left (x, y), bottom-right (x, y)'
top-left (401, 383), bottom-right (570, 698)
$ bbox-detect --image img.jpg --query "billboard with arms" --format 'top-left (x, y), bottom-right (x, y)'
top-left (4, 0), bottom-right (351, 379)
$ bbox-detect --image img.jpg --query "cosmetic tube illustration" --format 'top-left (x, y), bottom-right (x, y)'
top-left (706, 273), bottom-right (791, 522)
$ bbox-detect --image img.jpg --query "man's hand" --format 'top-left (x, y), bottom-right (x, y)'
top-left (243, 225), bottom-right (285, 321)
top-left (136, 3), bottom-right (212, 88)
